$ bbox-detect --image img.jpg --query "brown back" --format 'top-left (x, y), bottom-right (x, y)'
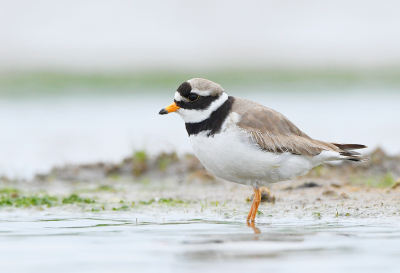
top-left (232, 97), bottom-right (340, 156)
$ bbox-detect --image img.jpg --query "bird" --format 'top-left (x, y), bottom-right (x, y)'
top-left (159, 78), bottom-right (368, 223)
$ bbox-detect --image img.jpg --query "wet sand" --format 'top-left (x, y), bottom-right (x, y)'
top-left (1, 149), bottom-right (400, 272)
top-left (1, 148), bottom-right (399, 221)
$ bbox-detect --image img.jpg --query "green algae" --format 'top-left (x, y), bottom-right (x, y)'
top-left (138, 198), bottom-right (189, 206)
top-left (312, 212), bottom-right (322, 219)
top-left (378, 173), bottom-right (396, 188)
top-left (0, 188), bottom-right (19, 194)
top-left (96, 185), bottom-right (117, 192)
top-left (132, 150), bottom-right (148, 176)
top-left (0, 195), bottom-right (58, 207)
top-left (112, 205), bottom-right (130, 211)
top-left (351, 172), bottom-right (397, 188)
top-left (156, 152), bottom-right (179, 171)
top-left (74, 185), bottom-right (118, 194)
top-left (62, 194), bottom-right (95, 204)
top-left (0, 191), bottom-right (96, 208)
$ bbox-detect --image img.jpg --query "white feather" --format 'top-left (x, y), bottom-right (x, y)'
top-left (188, 111), bottom-right (332, 186)
top-left (190, 89), bottom-right (212, 96)
top-left (174, 91), bottom-right (188, 102)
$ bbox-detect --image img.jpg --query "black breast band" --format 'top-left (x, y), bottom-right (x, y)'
top-left (185, 96), bottom-right (235, 137)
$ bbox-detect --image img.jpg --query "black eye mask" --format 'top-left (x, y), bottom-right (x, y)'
top-left (175, 95), bottom-right (220, 110)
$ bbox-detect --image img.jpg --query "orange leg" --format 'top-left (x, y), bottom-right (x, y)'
top-left (246, 186), bottom-right (261, 222)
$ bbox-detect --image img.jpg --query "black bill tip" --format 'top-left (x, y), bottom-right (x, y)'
top-left (159, 108), bottom-right (168, 115)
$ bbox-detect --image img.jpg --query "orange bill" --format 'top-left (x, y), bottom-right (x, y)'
top-left (159, 102), bottom-right (180, 115)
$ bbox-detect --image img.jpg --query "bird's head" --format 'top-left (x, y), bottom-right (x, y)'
top-left (159, 78), bottom-right (228, 123)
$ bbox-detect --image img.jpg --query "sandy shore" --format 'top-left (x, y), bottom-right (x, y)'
top-left (0, 148), bottom-right (399, 222)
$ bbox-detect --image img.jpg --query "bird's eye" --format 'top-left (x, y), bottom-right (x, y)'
top-left (188, 94), bottom-right (199, 102)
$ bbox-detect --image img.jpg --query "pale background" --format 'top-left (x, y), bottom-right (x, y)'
top-left (1, 0), bottom-right (400, 71)
top-left (0, 0), bottom-right (399, 179)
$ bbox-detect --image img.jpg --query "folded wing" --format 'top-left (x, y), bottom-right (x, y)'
top-left (232, 97), bottom-right (367, 160)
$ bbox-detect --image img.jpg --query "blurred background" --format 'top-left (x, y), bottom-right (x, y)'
top-left (0, 0), bottom-right (399, 179)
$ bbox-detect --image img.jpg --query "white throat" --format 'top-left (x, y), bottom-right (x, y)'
top-left (176, 92), bottom-right (228, 123)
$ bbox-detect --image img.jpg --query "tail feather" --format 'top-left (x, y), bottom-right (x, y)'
top-left (339, 150), bottom-right (361, 156)
top-left (332, 143), bottom-right (369, 162)
top-left (343, 155), bottom-right (370, 162)
top-left (331, 143), bottom-right (367, 150)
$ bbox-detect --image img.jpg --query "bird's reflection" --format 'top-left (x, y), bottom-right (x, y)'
top-left (247, 221), bottom-right (261, 234)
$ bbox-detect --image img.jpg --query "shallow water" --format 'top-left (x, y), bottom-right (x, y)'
top-left (1, 89), bottom-right (399, 179)
top-left (1, 212), bottom-right (400, 273)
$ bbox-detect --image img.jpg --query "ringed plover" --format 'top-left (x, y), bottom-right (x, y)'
top-left (159, 78), bottom-right (368, 222)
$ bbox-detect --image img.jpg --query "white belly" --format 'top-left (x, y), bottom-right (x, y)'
top-left (189, 127), bottom-right (322, 186)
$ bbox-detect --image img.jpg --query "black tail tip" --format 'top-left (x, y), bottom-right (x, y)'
top-left (347, 156), bottom-right (370, 162)
top-left (347, 158), bottom-right (360, 162)
top-left (333, 143), bottom-right (368, 150)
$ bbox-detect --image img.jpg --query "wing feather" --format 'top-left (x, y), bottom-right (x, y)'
top-left (232, 97), bottom-right (339, 156)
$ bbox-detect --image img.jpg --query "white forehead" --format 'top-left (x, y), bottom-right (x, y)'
top-left (174, 91), bottom-right (188, 102)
